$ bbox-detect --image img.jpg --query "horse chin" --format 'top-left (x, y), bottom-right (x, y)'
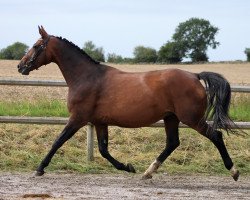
top-left (19, 67), bottom-right (31, 75)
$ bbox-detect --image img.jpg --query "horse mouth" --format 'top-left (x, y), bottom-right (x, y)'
top-left (18, 66), bottom-right (31, 75)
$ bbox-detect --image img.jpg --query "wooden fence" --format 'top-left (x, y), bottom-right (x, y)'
top-left (0, 78), bottom-right (249, 161)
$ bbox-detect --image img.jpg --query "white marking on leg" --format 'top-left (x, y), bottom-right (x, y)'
top-left (230, 166), bottom-right (237, 176)
top-left (142, 160), bottom-right (161, 179)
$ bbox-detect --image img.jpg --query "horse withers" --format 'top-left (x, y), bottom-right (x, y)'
top-left (17, 26), bottom-right (240, 181)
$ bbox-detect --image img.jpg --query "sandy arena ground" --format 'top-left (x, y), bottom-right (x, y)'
top-left (0, 173), bottom-right (249, 200)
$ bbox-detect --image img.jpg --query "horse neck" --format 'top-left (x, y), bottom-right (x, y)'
top-left (51, 42), bottom-right (104, 88)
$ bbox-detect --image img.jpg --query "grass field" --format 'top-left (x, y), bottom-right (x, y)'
top-left (0, 60), bottom-right (249, 176)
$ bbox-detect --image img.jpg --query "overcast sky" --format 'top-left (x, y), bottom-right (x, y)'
top-left (1, 0), bottom-right (250, 61)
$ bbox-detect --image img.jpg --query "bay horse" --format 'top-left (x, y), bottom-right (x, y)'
top-left (18, 26), bottom-right (239, 181)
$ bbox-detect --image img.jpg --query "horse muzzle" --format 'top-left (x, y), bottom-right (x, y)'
top-left (17, 64), bottom-right (31, 75)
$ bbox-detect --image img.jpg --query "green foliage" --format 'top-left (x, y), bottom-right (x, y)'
top-left (230, 94), bottom-right (250, 122)
top-left (244, 48), bottom-right (250, 61)
top-left (83, 41), bottom-right (105, 62)
top-left (0, 42), bottom-right (28, 60)
top-left (107, 53), bottom-right (124, 63)
top-left (122, 57), bottom-right (135, 64)
top-left (172, 18), bottom-right (220, 62)
top-left (158, 41), bottom-right (183, 63)
top-left (0, 99), bottom-right (68, 117)
top-left (133, 46), bottom-right (158, 63)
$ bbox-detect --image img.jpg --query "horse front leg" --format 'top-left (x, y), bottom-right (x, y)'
top-left (36, 120), bottom-right (83, 176)
top-left (95, 125), bottom-right (136, 173)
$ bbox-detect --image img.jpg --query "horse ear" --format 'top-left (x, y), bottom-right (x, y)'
top-left (38, 25), bottom-right (49, 39)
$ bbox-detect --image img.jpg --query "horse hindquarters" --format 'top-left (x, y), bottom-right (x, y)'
top-left (176, 72), bottom-right (239, 181)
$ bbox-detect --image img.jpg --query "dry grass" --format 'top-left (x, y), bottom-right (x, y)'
top-left (0, 123), bottom-right (249, 175)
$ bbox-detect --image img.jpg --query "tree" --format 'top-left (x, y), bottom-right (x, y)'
top-left (244, 48), bottom-right (250, 62)
top-left (83, 41), bottom-right (105, 62)
top-left (172, 18), bottom-right (220, 62)
top-left (133, 46), bottom-right (157, 63)
top-left (0, 42), bottom-right (28, 60)
top-left (107, 53), bottom-right (124, 63)
top-left (158, 41), bottom-right (182, 63)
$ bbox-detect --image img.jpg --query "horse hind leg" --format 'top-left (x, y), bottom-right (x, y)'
top-left (142, 114), bottom-right (180, 179)
top-left (192, 121), bottom-right (239, 181)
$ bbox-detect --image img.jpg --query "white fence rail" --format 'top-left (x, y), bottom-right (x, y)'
top-left (0, 78), bottom-right (249, 161)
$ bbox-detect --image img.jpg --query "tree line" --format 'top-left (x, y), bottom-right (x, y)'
top-left (1, 18), bottom-right (249, 63)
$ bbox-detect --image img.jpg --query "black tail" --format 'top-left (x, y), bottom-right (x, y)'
top-left (198, 72), bottom-right (235, 134)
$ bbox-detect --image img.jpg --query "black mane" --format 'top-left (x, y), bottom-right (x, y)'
top-left (55, 36), bottom-right (100, 64)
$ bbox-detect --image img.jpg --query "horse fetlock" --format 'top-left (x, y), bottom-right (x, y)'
top-left (35, 170), bottom-right (45, 176)
top-left (142, 160), bottom-right (161, 179)
top-left (141, 173), bottom-right (153, 180)
top-left (127, 163), bottom-right (136, 173)
top-left (230, 166), bottom-right (240, 181)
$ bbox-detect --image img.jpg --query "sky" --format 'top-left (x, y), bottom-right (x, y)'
top-left (1, 0), bottom-right (250, 61)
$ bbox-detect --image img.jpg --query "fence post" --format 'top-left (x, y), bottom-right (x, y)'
top-left (87, 123), bottom-right (94, 161)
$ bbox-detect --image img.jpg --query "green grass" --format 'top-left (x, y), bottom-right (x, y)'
top-left (0, 99), bottom-right (68, 117)
top-left (230, 94), bottom-right (250, 121)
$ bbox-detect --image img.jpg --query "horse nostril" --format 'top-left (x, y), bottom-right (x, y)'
top-left (17, 64), bottom-right (22, 69)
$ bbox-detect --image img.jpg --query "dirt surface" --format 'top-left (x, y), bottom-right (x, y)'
top-left (0, 173), bottom-right (249, 200)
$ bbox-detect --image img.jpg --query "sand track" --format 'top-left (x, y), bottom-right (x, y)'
top-left (0, 173), bottom-right (249, 199)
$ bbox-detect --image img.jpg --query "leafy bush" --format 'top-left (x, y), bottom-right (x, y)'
top-left (107, 53), bottom-right (124, 63)
top-left (133, 46), bottom-right (157, 63)
top-left (244, 48), bottom-right (250, 61)
top-left (0, 42), bottom-right (28, 60)
top-left (83, 41), bottom-right (105, 62)
top-left (158, 41), bottom-right (182, 63)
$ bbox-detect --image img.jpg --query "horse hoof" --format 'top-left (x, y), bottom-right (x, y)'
top-left (141, 174), bottom-right (152, 180)
top-left (127, 163), bottom-right (136, 173)
top-left (35, 170), bottom-right (45, 176)
top-left (232, 170), bottom-right (240, 181)
top-left (230, 166), bottom-right (239, 181)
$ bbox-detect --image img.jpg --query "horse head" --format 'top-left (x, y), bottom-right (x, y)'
top-left (18, 26), bottom-right (52, 75)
